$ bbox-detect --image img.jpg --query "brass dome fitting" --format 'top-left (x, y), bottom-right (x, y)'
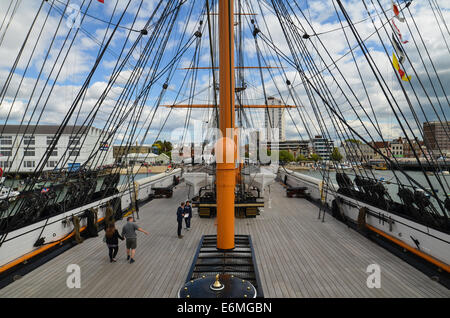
top-left (213, 274), bottom-right (222, 288)
top-left (210, 274), bottom-right (225, 291)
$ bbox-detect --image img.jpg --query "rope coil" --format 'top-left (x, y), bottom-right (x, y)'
top-left (72, 215), bottom-right (83, 244)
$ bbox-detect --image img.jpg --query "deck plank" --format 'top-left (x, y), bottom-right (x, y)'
top-left (0, 181), bottom-right (448, 298)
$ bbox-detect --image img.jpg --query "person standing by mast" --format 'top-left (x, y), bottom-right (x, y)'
top-left (177, 202), bottom-right (185, 238)
top-left (184, 200), bottom-right (192, 231)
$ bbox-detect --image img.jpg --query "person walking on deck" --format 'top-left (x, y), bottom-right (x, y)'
top-left (184, 200), bottom-right (192, 231)
top-left (177, 202), bottom-right (185, 238)
top-left (121, 216), bottom-right (149, 263)
top-left (104, 222), bottom-right (124, 262)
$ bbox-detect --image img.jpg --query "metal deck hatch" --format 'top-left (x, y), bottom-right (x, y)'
top-left (184, 234), bottom-right (264, 298)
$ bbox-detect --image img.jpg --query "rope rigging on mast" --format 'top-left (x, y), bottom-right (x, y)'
top-left (0, 0), bottom-right (449, 287)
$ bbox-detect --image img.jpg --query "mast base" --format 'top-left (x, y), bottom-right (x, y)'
top-left (181, 234), bottom-right (263, 298)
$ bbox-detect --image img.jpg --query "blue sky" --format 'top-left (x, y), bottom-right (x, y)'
top-left (0, 0), bottom-right (449, 147)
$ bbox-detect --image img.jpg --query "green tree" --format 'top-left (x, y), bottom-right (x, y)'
top-left (279, 150), bottom-right (294, 162)
top-left (163, 151), bottom-right (172, 160)
top-left (162, 140), bottom-right (172, 153)
top-left (152, 142), bottom-right (162, 154)
top-left (296, 154), bottom-right (307, 162)
top-left (345, 139), bottom-right (362, 144)
top-left (309, 153), bottom-right (322, 162)
top-left (330, 147), bottom-right (343, 162)
top-left (153, 140), bottom-right (173, 154)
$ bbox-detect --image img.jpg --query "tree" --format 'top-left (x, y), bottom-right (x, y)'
top-left (152, 142), bottom-right (162, 154)
top-left (153, 140), bottom-right (172, 154)
top-left (309, 153), bottom-right (322, 162)
top-left (345, 139), bottom-right (362, 144)
top-left (164, 151), bottom-right (172, 160)
top-left (279, 150), bottom-right (294, 162)
top-left (162, 140), bottom-right (172, 153)
top-left (330, 147), bottom-right (343, 162)
top-left (296, 154), bottom-right (307, 162)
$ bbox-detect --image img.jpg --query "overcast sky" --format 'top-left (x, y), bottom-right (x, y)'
top-left (0, 0), bottom-right (448, 147)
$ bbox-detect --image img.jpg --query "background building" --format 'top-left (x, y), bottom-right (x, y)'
top-left (264, 136), bottom-right (334, 160)
top-left (390, 137), bottom-right (404, 158)
top-left (264, 96), bottom-right (286, 142)
top-left (370, 141), bottom-right (390, 159)
top-left (263, 140), bottom-right (310, 157)
top-left (123, 153), bottom-right (170, 165)
top-left (113, 144), bottom-right (153, 160)
top-left (423, 121), bottom-right (450, 158)
top-left (311, 135), bottom-right (334, 160)
top-left (403, 139), bottom-right (427, 158)
top-left (340, 140), bottom-right (373, 162)
top-left (0, 125), bottom-right (114, 172)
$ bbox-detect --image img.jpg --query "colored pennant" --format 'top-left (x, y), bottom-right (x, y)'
top-left (392, 53), bottom-right (411, 81)
top-left (98, 0), bottom-right (104, 3)
top-left (392, 18), bottom-right (408, 44)
top-left (392, 1), bottom-right (405, 22)
top-left (392, 33), bottom-right (405, 63)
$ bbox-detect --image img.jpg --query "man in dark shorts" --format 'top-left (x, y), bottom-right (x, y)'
top-left (121, 216), bottom-right (149, 263)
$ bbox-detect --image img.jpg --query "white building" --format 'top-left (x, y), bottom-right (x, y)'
top-left (123, 153), bottom-right (170, 165)
top-left (264, 97), bottom-right (286, 142)
top-left (0, 125), bottom-right (114, 173)
top-left (341, 140), bottom-right (373, 162)
top-left (390, 138), bottom-right (404, 158)
top-left (311, 135), bottom-right (334, 160)
top-left (156, 153), bottom-right (171, 164)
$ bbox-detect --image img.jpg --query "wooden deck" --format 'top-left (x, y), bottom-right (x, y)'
top-left (0, 182), bottom-right (449, 298)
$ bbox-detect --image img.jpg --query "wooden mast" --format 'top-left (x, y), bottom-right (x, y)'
top-left (216, 0), bottom-right (235, 250)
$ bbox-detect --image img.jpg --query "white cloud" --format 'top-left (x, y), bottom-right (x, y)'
top-left (0, 0), bottom-right (448, 151)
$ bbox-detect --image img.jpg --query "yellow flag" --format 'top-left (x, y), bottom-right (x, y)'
top-left (392, 53), bottom-right (411, 81)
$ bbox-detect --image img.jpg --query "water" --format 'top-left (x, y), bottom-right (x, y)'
top-left (294, 169), bottom-right (449, 207)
